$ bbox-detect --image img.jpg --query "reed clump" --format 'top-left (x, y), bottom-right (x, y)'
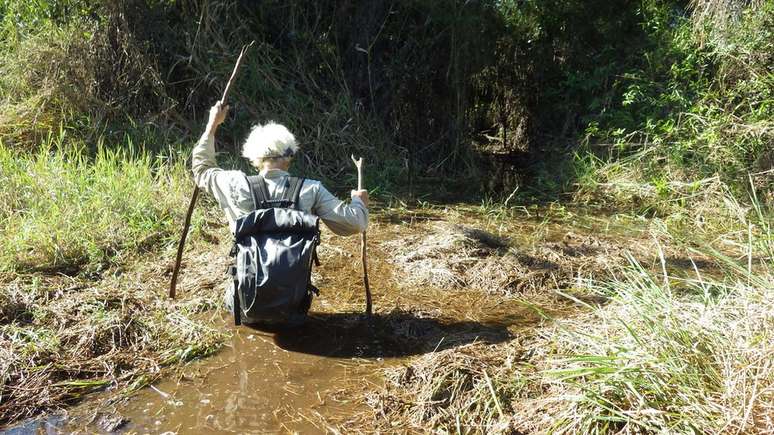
top-left (527, 254), bottom-right (773, 433)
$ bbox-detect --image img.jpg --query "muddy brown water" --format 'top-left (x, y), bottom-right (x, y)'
top-left (5, 206), bottom-right (682, 434)
top-left (9, 304), bottom-right (535, 434)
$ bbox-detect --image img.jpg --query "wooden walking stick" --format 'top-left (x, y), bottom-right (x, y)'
top-left (350, 155), bottom-right (372, 316)
top-left (169, 41), bottom-right (255, 299)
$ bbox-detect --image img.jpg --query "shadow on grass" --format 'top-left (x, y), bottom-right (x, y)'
top-left (373, 209), bottom-right (445, 225)
top-left (245, 309), bottom-right (512, 359)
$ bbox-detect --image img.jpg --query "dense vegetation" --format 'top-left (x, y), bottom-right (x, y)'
top-left (1, 0), bottom-right (769, 270)
top-left (0, 0), bottom-right (771, 431)
top-left (2, 0), bottom-right (769, 189)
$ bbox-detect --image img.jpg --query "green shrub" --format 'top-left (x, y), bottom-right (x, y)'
top-left (577, 2), bottom-right (773, 208)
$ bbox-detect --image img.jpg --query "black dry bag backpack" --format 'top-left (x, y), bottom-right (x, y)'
top-left (228, 175), bottom-right (320, 326)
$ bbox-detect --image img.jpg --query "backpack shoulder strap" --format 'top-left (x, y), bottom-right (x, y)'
top-left (246, 175), bottom-right (272, 209)
top-left (282, 177), bottom-right (305, 210)
top-left (283, 176), bottom-right (305, 210)
top-left (248, 175), bottom-right (304, 210)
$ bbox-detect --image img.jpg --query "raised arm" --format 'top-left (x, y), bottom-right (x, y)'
top-left (190, 102), bottom-right (254, 227)
top-left (191, 101), bottom-right (230, 193)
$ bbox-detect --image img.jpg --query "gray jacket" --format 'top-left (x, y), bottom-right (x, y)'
top-left (191, 132), bottom-right (368, 235)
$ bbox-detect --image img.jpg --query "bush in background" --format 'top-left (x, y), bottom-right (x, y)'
top-left (574, 1), bottom-right (773, 211)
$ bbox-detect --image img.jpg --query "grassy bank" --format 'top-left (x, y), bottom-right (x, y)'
top-left (0, 138), bottom-right (230, 425)
top-left (530, 254), bottom-right (772, 433)
top-left (0, 139), bottom-right (192, 273)
top-left (528, 207), bottom-right (772, 433)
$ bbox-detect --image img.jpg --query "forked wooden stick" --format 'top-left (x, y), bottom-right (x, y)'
top-left (169, 41), bottom-right (255, 299)
top-left (350, 155), bottom-right (372, 316)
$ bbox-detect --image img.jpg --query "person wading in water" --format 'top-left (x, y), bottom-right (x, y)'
top-left (191, 101), bottom-right (369, 323)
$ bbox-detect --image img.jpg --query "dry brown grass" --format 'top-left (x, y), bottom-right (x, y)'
top-left (0, 244), bottom-right (229, 425)
top-left (363, 341), bottom-right (522, 433)
top-left (384, 221), bottom-right (646, 296)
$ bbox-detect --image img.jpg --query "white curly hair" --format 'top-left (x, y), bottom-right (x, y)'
top-left (241, 121), bottom-right (299, 167)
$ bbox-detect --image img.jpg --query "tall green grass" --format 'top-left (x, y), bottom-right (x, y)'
top-left (0, 136), bottom-right (191, 273)
top-left (543, 264), bottom-right (769, 432)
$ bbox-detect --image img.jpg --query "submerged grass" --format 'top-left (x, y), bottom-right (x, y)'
top-left (0, 249), bottom-right (228, 426)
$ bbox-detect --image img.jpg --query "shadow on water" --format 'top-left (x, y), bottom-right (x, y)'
top-left (245, 309), bottom-right (512, 359)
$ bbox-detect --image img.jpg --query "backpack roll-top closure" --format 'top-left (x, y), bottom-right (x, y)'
top-left (234, 208), bottom-right (319, 239)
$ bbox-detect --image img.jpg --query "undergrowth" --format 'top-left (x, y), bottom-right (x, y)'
top-left (573, 1), bottom-right (773, 213)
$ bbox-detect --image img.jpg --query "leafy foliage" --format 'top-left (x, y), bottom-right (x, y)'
top-left (575, 1), bottom-right (773, 208)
